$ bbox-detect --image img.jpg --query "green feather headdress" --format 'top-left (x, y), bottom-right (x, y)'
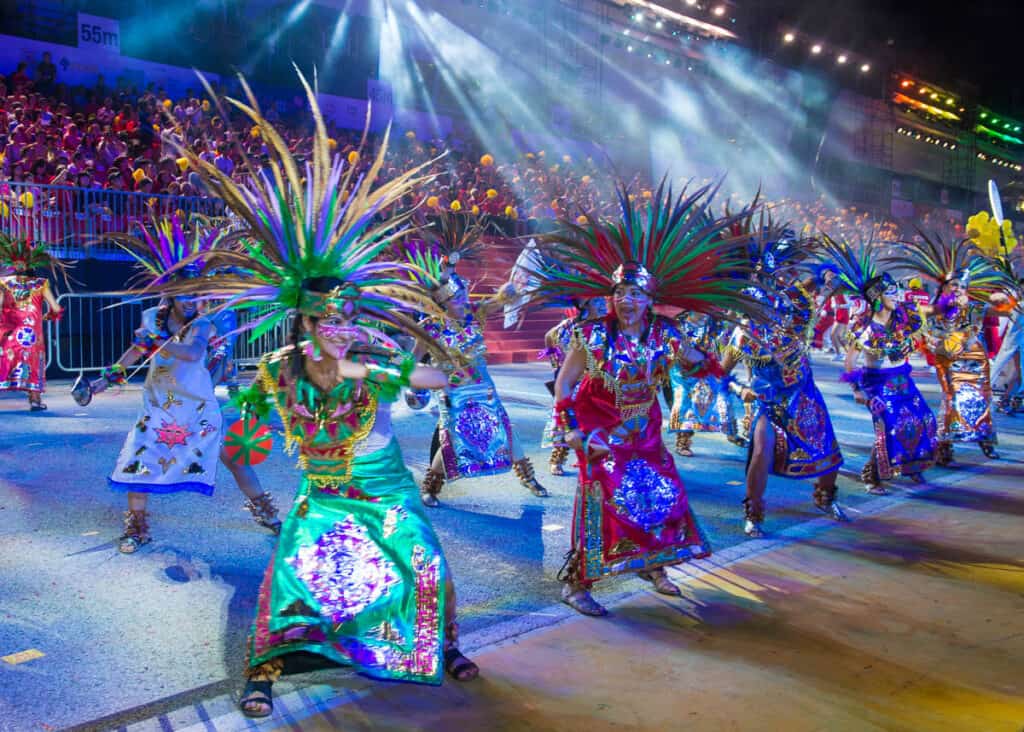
top-left (0, 232), bottom-right (70, 280)
top-left (816, 233), bottom-right (893, 302)
top-left (886, 228), bottom-right (1013, 303)
top-left (149, 70), bottom-right (445, 354)
top-left (530, 180), bottom-right (767, 320)
top-left (106, 214), bottom-right (229, 289)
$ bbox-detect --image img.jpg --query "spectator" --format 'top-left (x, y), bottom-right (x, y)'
top-left (35, 52), bottom-right (57, 96)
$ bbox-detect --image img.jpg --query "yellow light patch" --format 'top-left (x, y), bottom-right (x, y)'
top-left (726, 480), bottom-right (743, 486)
top-left (2, 649), bottom-right (45, 665)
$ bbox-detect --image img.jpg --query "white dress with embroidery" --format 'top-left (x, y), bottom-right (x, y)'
top-left (108, 308), bottom-right (222, 495)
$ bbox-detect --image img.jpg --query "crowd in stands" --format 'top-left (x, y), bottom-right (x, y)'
top-left (0, 53), bottom-right (965, 239)
top-left (0, 54), bottom-right (631, 225)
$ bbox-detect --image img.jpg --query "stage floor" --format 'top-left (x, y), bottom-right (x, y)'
top-left (0, 356), bottom-right (1021, 731)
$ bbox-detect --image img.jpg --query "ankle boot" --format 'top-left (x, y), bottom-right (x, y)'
top-left (119, 509), bottom-right (151, 554)
top-left (549, 446), bottom-right (569, 476)
top-left (813, 481), bottom-right (848, 521)
top-left (674, 431), bottom-right (694, 457)
top-left (513, 457), bottom-right (548, 497)
top-left (742, 497), bottom-right (765, 537)
top-left (421, 467), bottom-right (445, 507)
top-left (244, 491), bottom-right (282, 534)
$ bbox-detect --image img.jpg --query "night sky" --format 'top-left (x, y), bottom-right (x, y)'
top-left (750, 1), bottom-right (1022, 117)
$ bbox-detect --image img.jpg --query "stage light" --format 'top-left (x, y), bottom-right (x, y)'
top-left (860, 63), bottom-right (871, 73)
top-left (783, 31), bottom-right (795, 43)
top-left (836, 54), bottom-right (847, 64)
top-left (901, 80), bottom-right (912, 88)
top-left (655, 20), bottom-right (663, 28)
top-left (665, 58), bottom-right (671, 64)
top-left (980, 112), bottom-right (987, 118)
top-left (627, 44), bottom-right (634, 51)
top-left (686, 0), bottom-right (697, 4)
top-left (946, 98), bottom-right (954, 105)
top-left (623, 28), bottom-right (630, 35)
top-left (712, 5), bottom-right (726, 16)
top-left (810, 43), bottom-right (822, 54)
top-left (919, 87), bottom-right (928, 94)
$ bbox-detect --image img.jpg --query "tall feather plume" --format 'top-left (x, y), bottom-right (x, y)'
top-left (0, 231), bottom-right (72, 284)
top-left (815, 233), bottom-right (879, 298)
top-left (106, 214), bottom-right (228, 288)
top-left (885, 228), bottom-right (1013, 303)
top-left (149, 69), bottom-right (447, 356)
top-left (529, 179), bottom-right (768, 321)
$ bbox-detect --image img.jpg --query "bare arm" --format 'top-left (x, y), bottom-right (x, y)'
top-left (409, 364), bottom-right (448, 390)
top-left (160, 320), bottom-right (211, 363)
top-left (41, 281), bottom-right (60, 313)
top-left (554, 344), bottom-right (586, 402)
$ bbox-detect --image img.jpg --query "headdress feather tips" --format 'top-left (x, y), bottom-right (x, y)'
top-left (885, 228), bottom-right (1013, 303)
top-left (147, 69), bottom-right (445, 349)
top-left (529, 179), bottom-right (769, 321)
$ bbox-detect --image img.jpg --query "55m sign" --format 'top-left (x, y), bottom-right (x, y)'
top-left (78, 13), bottom-right (120, 54)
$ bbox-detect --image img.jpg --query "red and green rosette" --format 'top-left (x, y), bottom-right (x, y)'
top-left (224, 417), bottom-right (273, 466)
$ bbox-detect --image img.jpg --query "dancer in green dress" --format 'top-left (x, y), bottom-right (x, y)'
top-left (159, 73), bottom-right (478, 719)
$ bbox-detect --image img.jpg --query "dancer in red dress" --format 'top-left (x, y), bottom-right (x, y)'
top-left (533, 183), bottom-right (765, 616)
top-left (0, 233), bottom-right (65, 410)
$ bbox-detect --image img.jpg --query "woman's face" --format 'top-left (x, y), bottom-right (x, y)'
top-left (307, 313), bottom-right (358, 360)
top-left (878, 283), bottom-right (899, 312)
top-left (172, 296), bottom-right (197, 320)
top-left (612, 284), bottom-right (652, 330)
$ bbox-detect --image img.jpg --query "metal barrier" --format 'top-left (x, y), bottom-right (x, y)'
top-left (47, 293), bottom-right (287, 374)
top-left (0, 181), bottom-right (225, 260)
top-left (51, 292), bottom-right (158, 373)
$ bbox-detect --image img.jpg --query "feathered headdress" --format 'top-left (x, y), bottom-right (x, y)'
top-left (151, 70), bottom-right (444, 351)
top-left (816, 233), bottom-right (894, 303)
top-left (402, 240), bottom-right (466, 302)
top-left (422, 208), bottom-right (489, 268)
top-left (0, 231), bottom-right (70, 280)
top-left (530, 180), bottom-right (765, 319)
top-left (107, 214), bottom-right (228, 288)
top-left (886, 229), bottom-right (1012, 303)
top-left (730, 201), bottom-right (816, 279)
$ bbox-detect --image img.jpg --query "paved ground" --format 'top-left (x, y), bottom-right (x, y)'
top-left (0, 355), bottom-right (1021, 731)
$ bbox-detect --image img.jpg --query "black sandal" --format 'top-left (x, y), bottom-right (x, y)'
top-left (240, 679), bottom-right (274, 718)
top-left (444, 647), bottom-right (479, 682)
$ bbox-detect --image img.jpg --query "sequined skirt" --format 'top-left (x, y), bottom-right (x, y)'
top-left (753, 366), bottom-right (843, 479)
top-left (571, 383), bottom-right (710, 583)
top-left (247, 439), bottom-right (446, 685)
top-left (859, 363), bottom-right (937, 479)
top-left (934, 347), bottom-right (997, 444)
top-left (437, 377), bottom-right (515, 480)
top-left (668, 368), bottom-right (737, 434)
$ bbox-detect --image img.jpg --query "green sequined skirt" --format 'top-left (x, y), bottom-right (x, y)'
top-left (246, 439), bottom-right (447, 685)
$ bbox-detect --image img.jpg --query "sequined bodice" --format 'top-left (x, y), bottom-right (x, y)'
top-left (739, 284), bottom-right (814, 365)
top-left (256, 353), bottom-right (381, 485)
top-left (927, 301), bottom-right (983, 357)
top-left (423, 312), bottom-right (489, 385)
top-left (575, 315), bottom-right (682, 417)
top-left (851, 303), bottom-right (923, 363)
top-left (0, 276), bottom-right (45, 310)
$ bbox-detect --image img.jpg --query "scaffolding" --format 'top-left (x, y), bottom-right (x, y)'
top-left (854, 97), bottom-right (895, 173)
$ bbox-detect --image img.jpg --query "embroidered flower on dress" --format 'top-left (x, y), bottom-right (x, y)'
top-left (288, 515), bottom-right (402, 625)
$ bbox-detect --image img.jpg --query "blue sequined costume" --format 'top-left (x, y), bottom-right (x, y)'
top-left (727, 283), bottom-right (843, 478)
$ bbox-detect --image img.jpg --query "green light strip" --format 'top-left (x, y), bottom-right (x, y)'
top-left (975, 124), bottom-right (1024, 146)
